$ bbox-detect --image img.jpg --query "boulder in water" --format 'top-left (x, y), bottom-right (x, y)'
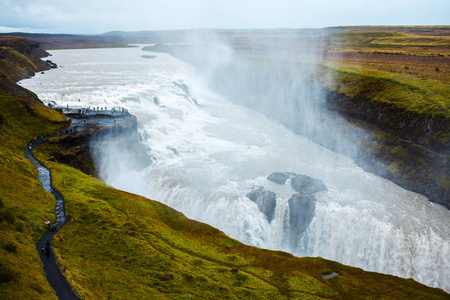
top-left (288, 193), bottom-right (316, 233)
top-left (290, 174), bottom-right (327, 194)
top-left (284, 193), bottom-right (316, 249)
top-left (173, 81), bottom-right (190, 95)
top-left (246, 187), bottom-right (277, 222)
top-left (267, 172), bottom-right (290, 184)
top-left (267, 172), bottom-right (327, 194)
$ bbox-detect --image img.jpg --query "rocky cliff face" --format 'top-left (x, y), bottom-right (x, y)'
top-left (0, 37), bottom-right (56, 75)
top-left (0, 37), bottom-right (44, 56)
top-left (41, 114), bottom-right (150, 179)
top-left (327, 91), bottom-right (449, 208)
top-left (327, 91), bottom-right (449, 154)
top-left (0, 37), bottom-right (57, 100)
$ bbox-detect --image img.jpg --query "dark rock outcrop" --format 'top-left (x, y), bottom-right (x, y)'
top-left (327, 91), bottom-right (449, 155)
top-left (282, 193), bottom-right (316, 251)
top-left (173, 81), bottom-right (199, 106)
top-left (90, 115), bottom-right (152, 176)
top-left (290, 174), bottom-right (328, 194)
top-left (267, 172), bottom-right (290, 184)
top-left (173, 81), bottom-right (190, 95)
top-left (267, 172), bottom-right (328, 194)
top-left (0, 37), bottom-right (46, 57)
top-left (0, 37), bottom-right (56, 73)
top-left (0, 36), bottom-right (58, 101)
top-left (45, 60), bottom-right (57, 68)
top-left (266, 172), bottom-right (325, 249)
top-left (284, 193), bottom-right (316, 248)
top-left (327, 91), bottom-right (449, 209)
top-left (42, 114), bottom-right (150, 177)
top-left (246, 187), bottom-right (277, 222)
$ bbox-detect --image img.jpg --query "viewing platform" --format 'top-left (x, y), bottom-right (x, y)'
top-left (44, 102), bottom-right (134, 132)
top-left (49, 105), bottom-right (130, 118)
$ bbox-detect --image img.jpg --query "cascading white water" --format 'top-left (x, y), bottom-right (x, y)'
top-left (20, 46), bottom-right (450, 292)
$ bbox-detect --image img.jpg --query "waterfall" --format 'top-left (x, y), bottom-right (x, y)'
top-left (20, 46), bottom-right (450, 292)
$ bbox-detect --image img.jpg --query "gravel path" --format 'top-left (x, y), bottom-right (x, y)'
top-left (26, 140), bottom-right (79, 300)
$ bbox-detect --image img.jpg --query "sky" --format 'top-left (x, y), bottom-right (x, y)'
top-left (0, 0), bottom-right (449, 34)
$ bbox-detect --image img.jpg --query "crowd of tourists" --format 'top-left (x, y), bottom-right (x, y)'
top-left (74, 106), bottom-right (129, 117)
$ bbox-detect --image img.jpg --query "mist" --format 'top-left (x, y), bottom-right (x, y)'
top-left (167, 32), bottom-right (368, 160)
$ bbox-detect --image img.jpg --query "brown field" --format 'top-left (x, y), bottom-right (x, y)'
top-left (229, 26), bottom-right (450, 83)
top-left (324, 51), bottom-right (450, 83)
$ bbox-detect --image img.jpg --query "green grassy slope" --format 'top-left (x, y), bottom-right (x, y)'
top-left (319, 64), bottom-right (449, 118)
top-left (0, 39), bottom-right (69, 299)
top-left (0, 90), bottom-right (67, 299)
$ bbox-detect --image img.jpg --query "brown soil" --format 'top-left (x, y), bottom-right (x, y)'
top-left (325, 51), bottom-right (450, 68)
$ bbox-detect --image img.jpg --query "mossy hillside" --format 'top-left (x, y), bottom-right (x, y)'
top-left (0, 37), bottom-right (66, 298)
top-left (0, 47), bottom-right (38, 82)
top-left (0, 37), bottom-right (54, 69)
top-left (32, 145), bottom-right (449, 299)
top-left (319, 64), bottom-right (449, 118)
top-left (0, 89), bottom-right (68, 299)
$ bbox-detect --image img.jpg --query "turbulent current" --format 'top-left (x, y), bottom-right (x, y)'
top-left (21, 46), bottom-right (450, 292)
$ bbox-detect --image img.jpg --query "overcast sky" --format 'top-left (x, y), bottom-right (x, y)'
top-left (1, 0), bottom-right (449, 34)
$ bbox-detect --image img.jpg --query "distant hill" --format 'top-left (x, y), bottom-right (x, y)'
top-left (0, 32), bottom-right (128, 50)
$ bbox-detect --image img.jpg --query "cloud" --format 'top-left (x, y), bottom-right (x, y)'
top-left (0, 0), bottom-right (449, 34)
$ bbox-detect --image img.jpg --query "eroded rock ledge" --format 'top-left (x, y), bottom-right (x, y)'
top-left (40, 114), bottom-right (150, 178)
top-left (327, 91), bottom-right (449, 209)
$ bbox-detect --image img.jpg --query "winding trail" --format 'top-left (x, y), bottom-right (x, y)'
top-left (26, 142), bottom-right (79, 300)
top-left (25, 111), bottom-right (132, 299)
